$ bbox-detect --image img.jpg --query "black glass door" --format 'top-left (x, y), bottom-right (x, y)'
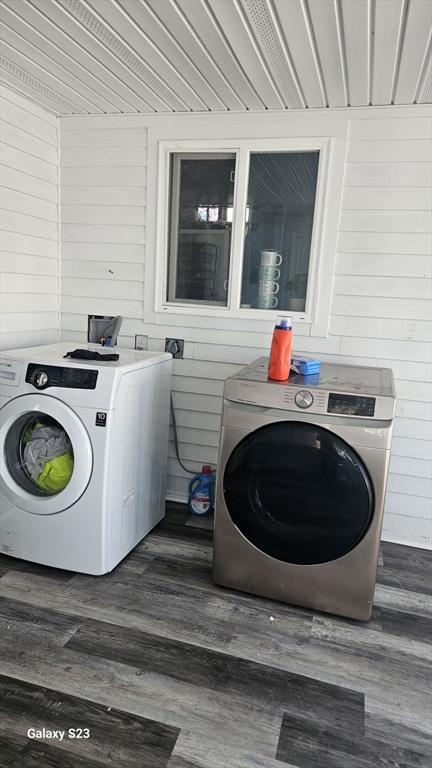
top-left (223, 422), bottom-right (374, 565)
top-left (4, 412), bottom-right (74, 497)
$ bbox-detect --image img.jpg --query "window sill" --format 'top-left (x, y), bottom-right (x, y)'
top-left (158, 301), bottom-right (309, 323)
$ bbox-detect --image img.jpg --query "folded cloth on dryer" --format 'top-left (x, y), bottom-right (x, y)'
top-left (23, 424), bottom-right (73, 492)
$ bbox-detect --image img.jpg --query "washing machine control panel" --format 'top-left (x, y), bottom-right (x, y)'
top-left (327, 393), bottom-right (375, 417)
top-left (26, 364), bottom-right (98, 390)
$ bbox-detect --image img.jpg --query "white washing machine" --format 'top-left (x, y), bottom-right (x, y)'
top-left (0, 343), bottom-right (172, 574)
top-left (213, 357), bottom-right (396, 620)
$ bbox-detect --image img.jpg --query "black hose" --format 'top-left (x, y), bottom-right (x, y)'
top-left (170, 394), bottom-right (198, 475)
top-left (170, 394), bottom-right (216, 476)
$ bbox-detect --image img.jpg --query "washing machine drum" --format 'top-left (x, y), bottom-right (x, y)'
top-left (1, 395), bottom-right (93, 515)
top-left (223, 421), bottom-right (374, 565)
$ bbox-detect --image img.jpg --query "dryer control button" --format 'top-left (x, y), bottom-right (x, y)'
top-left (295, 390), bottom-right (314, 409)
top-left (32, 370), bottom-right (49, 389)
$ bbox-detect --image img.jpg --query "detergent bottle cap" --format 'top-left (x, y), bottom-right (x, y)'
top-left (202, 464), bottom-right (212, 475)
top-left (276, 315), bottom-right (292, 330)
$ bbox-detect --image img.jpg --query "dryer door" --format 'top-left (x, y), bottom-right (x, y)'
top-left (0, 394), bottom-right (93, 515)
top-left (223, 421), bottom-right (374, 565)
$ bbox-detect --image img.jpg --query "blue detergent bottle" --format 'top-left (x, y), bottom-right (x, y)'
top-left (188, 465), bottom-right (215, 516)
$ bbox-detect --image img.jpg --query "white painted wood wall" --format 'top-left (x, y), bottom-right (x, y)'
top-left (59, 105), bottom-right (432, 548)
top-left (1, 96), bottom-right (428, 547)
top-left (0, 87), bottom-right (59, 350)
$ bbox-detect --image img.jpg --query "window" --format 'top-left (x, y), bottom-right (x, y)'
top-left (167, 153), bottom-right (235, 306)
top-left (156, 138), bottom-right (331, 324)
top-left (240, 151), bottom-right (319, 313)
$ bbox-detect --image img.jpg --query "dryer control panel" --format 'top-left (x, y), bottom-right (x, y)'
top-left (26, 364), bottom-right (98, 390)
top-left (327, 393), bottom-right (375, 417)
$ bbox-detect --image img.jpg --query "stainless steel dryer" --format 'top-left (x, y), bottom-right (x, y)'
top-left (213, 358), bottom-right (396, 620)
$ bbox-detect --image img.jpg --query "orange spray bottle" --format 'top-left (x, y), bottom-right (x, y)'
top-left (268, 316), bottom-right (292, 381)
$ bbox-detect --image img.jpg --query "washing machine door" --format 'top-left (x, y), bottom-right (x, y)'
top-left (0, 394), bottom-right (93, 515)
top-left (223, 421), bottom-right (374, 565)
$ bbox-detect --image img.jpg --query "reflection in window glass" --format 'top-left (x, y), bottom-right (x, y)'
top-left (167, 154), bottom-right (235, 305)
top-left (240, 152), bottom-right (319, 312)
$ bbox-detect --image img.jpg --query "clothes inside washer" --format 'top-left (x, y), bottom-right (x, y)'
top-left (23, 422), bottom-right (74, 492)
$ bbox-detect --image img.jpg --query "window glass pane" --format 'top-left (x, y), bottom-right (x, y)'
top-left (167, 154), bottom-right (235, 305)
top-left (240, 152), bottom-right (319, 312)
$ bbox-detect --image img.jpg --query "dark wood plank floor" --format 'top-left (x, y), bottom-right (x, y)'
top-left (0, 503), bottom-right (431, 768)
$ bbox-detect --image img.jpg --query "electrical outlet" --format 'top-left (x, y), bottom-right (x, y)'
top-left (165, 338), bottom-right (184, 358)
top-left (135, 334), bottom-right (148, 350)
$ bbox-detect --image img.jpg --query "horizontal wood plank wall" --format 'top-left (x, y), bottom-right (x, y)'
top-left (0, 87), bottom-right (59, 349)
top-left (60, 108), bottom-right (432, 548)
top-left (334, 113), bottom-right (432, 548)
top-left (60, 116), bottom-right (146, 351)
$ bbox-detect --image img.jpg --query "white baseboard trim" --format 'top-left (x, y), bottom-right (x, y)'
top-left (381, 533), bottom-right (431, 550)
top-left (166, 492), bottom-right (188, 505)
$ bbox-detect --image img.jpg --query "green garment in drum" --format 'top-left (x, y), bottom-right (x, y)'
top-left (37, 451), bottom-right (74, 492)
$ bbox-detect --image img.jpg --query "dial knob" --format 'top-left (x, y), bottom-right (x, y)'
top-left (32, 370), bottom-right (48, 389)
top-left (295, 389), bottom-right (314, 409)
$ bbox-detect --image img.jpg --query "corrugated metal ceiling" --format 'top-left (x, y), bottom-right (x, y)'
top-left (0, 0), bottom-right (431, 115)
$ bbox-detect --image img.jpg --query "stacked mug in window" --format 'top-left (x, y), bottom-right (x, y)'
top-left (257, 250), bottom-right (282, 309)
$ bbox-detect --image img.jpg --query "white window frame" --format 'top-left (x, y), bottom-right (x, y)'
top-left (153, 136), bottom-right (334, 331)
